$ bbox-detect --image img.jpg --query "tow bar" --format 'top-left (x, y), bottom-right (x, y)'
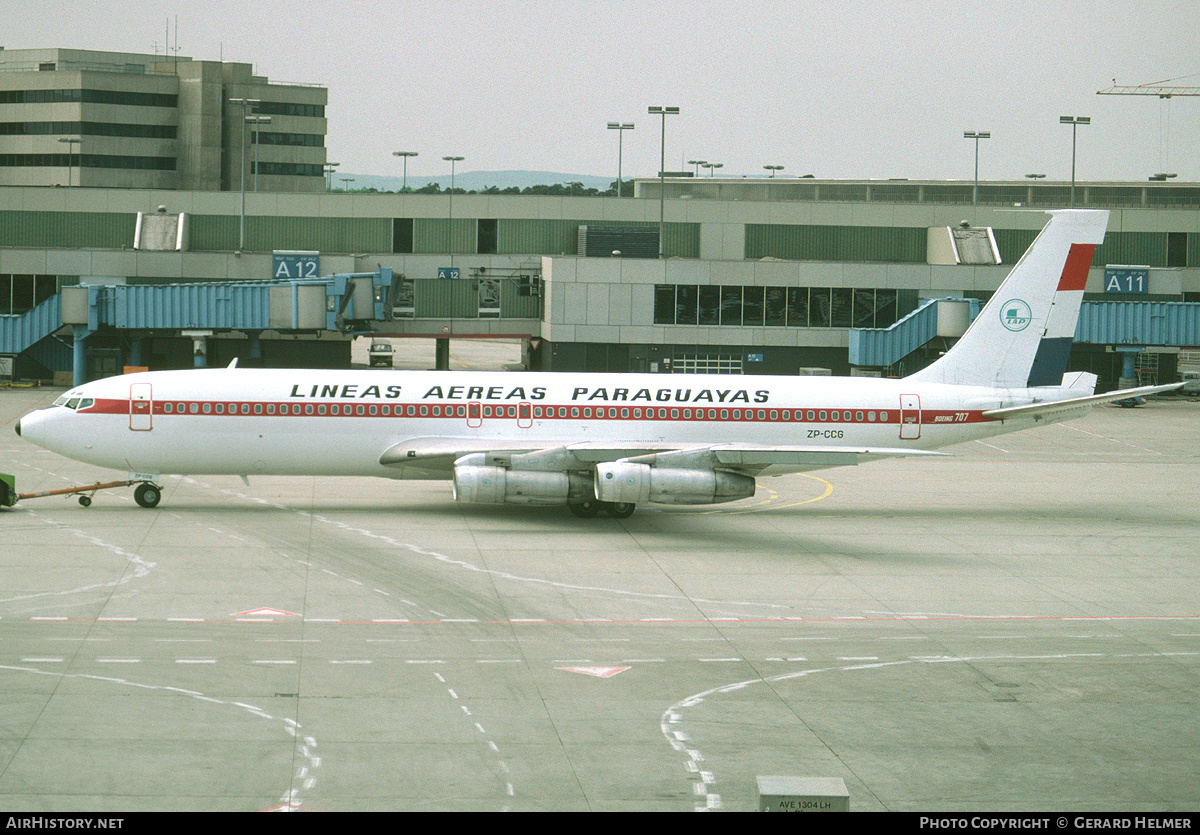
top-left (1, 474), bottom-right (160, 508)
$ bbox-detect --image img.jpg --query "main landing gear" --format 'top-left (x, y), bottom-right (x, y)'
top-left (567, 499), bottom-right (636, 519)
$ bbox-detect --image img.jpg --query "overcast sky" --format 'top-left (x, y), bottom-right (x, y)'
top-left (8, 0), bottom-right (1200, 182)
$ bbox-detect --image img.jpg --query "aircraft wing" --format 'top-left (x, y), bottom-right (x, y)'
top-left (983, 382), bottom-right (1183, 422)
top-left (379, 438), bottom-right (947, 477)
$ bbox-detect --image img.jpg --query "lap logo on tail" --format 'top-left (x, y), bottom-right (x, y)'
top-left (1001, 299), bottom-right (1032, 331)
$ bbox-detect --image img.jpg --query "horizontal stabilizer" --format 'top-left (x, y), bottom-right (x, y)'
top-left (983, 382), bottom-right (1183, 421)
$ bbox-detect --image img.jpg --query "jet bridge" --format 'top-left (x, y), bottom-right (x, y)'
top-left (2, 268), bottom-right (398, 386)
top-left (850, 298), bottom-right (1200, 377)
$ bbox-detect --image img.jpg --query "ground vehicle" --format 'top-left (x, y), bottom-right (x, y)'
top-left (1180, 369), bottom-right (1200, 396)
top-left (368, 341), bottom-right (394, 367)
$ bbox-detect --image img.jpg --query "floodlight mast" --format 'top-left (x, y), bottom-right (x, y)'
top-left (648, 106), bottom-right (679, 259)
top-left (1059, 116), bottom-right (1090, 207)
top-left (229, 97), bottom-right (261, 250)
top-left (393, 151), bottom-right (418, 191)
top-left (963, 131), bottom-right (990, 206)
top-left (606, 123), bottom-right (634, 197)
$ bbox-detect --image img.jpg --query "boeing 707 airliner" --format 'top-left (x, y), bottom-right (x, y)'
top-left (13, 209), bottom-right (1179, 517)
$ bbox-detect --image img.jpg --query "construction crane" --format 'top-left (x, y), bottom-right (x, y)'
top-left (1098, 78), bottom-right (1198, 178)
top-left (1098, 79), bottom-right (1200, 98)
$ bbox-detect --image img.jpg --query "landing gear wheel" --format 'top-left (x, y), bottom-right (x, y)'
top-left (605, 502), bottom-right (636, 518)
top-left (78, 495), bottom-right (92, 507)
top-left (568, 499), bottom-right (600, 518)
top-left (134, 482), bottom-right (161, 509)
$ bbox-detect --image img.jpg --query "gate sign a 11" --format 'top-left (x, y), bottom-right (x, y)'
top-left (1104, 266), bottom-right (1149, 294)
top-left (273, 251), bottom-right (320, 280)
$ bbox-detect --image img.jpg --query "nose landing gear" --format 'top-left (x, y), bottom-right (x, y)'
top-left (133, 482), bottom-right (162, 508)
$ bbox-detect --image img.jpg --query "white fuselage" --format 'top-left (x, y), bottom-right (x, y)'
top-left (18, 367), bottom-right (1063, 480)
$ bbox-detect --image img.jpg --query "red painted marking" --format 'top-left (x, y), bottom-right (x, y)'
top-left (1056, 243), bottom-right (1096, 292)
top-left (26, 614), bottom-right (1200, 626)
top-left (76, 398), bottom-right (991, 426)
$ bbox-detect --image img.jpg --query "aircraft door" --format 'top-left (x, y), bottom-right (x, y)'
top-left (899, 394), bottom-right (921, 439)
top-left (517, 401), bottom-right (532, 429)
top-left (467, 401), bottom-right (482, 428)
top-left (130, 383), bottom-right (153, 431)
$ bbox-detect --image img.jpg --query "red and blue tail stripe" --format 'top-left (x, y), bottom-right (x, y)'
top-left (1026, 242), bottom-right (1095, 386)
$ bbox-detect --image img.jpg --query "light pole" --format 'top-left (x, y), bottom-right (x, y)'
top-left (442, 155), bottom-right (464, 258)
top-left (963, 131), bottom-right (990, 206)
top-left (1059, 116), bottom-right (1090, 207)
top-left (246, 114), bottom-right (271, 191)
top-left (1024, 172), bottom-right (1045, 204)
top-left (706, 162), bottom-right (723, 177)
top-left (442, 155), bottom-right (463, 191)
top-left (324, 162), bottom-right (339, 191)
top-left (393, 151), bottom-right (418, 191)
top-left (229, 97), bottom-right (261, 250)
top-left (648, 106), bottom-right (679, 259)
top-left (606, 122), bottom-right (634, 196)
top-left (57, 137), bottom-right (80, 187)
top-left (688, 159), bottom-right (706, 177)
top-left (763, 164), bottom-right (784, 178)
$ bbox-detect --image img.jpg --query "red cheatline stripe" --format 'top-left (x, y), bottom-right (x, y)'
top-left (1056, 243), bottom-right (1096, 292)
top-left (81, 398), bottom-right (991, 425)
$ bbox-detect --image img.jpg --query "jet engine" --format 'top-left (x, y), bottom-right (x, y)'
top-left (594, 462), bottom-right (755, 505)
top-left (452, 463), bottom-right (591, 506)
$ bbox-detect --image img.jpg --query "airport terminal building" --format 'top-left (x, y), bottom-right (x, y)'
top-left (0, 49), bottom-right (1197, 386)
top-left (0, 47), bottom-right (327, 192)
top-left (1, 176), bottom-right (1198, 386)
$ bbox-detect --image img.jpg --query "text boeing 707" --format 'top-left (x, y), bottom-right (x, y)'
top-left (14, 209), bottom-right (1179, 517)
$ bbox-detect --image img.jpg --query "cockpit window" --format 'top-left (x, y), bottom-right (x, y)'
top-left (50, 393), bottom-right (94, 410)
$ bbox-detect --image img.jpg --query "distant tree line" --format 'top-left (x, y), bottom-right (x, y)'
top-left (330, 180), bottom-right (634, 196)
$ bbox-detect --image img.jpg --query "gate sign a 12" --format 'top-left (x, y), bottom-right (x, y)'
top-left (273, 251), bottom-right (320, 280)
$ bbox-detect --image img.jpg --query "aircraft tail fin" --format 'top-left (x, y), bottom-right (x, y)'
top-left (906, 209), bottom-right (1108, 389)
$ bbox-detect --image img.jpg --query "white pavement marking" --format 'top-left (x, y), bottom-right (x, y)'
top-left (182, 477), bottom-right (796, 616)
top-left (435, 670), bottom-right (515, 807)
top-left (1, 663), bottom-right (321, 811)
top-left (1, 511), bottom-right (156, 607)
top-left (661, 649), bottom-right (1200, 812)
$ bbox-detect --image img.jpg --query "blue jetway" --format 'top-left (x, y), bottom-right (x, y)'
top-left (0, 294), bottom-right (61, 356)
top-left (2, 268), bottom-right (397, 385)
top-left (850, 299), bottom-right (1200, 371)
top-left (848, 297), bottom-right (981, 370)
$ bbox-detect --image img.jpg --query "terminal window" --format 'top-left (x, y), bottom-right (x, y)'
top-left (0, 274), bottom-right (59, 315)
top-left (653, 284), bottom-right (902, 329)
top-left (672, 353), bottom-right (743, 374)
